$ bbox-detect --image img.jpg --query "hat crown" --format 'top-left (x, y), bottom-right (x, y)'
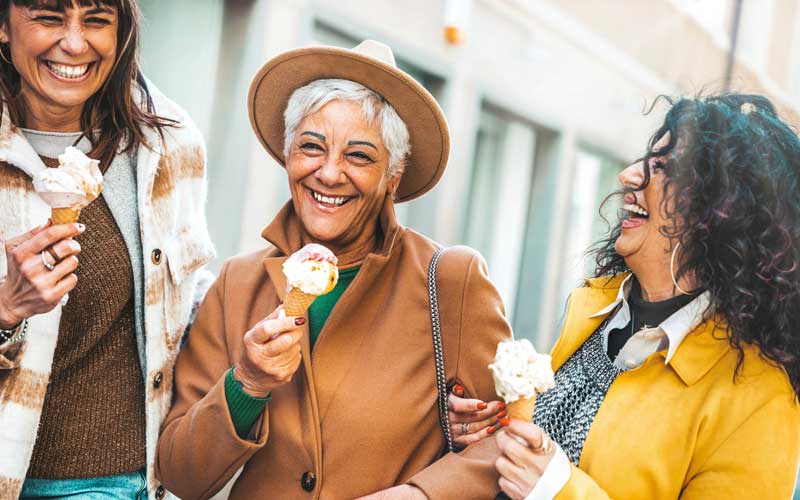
top-left (351, 40), bottom-right (397, 68)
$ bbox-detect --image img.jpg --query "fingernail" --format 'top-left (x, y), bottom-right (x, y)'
top-left (500, 417), bottom-right (510, 427)
top-left (453, 384), bottom-right (464, 395)
top-left (294, 317), bottom-right (306, 326)
top-left (487, 425), bottom-right (497, 435)
top-left (497, 409), bottom-right (508, 419)
top-left (477, 402), bottom-right (488, 410)
top-left (498, 402), bottom-right (506, 410)
top-left (76, 223), bottom-right (85, 232)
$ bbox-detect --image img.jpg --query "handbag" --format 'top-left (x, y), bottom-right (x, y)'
top-left (427, 247), bottom-right (456, 453)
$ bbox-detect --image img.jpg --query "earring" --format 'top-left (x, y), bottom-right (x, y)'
top-left (0, 45), bottom-right (11, 65)
top-left (670, 241), bottom-right (691, 296)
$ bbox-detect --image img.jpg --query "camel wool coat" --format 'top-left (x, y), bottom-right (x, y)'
top-left (156, 199), bottom-right (511, 500)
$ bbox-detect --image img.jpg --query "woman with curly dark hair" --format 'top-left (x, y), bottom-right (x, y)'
top-left (447, 93), bottom-right (800, 499)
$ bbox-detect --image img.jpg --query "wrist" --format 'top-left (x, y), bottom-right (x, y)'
top-left (0, 293), bottom-right (22, 330)
top-left (232, 364), bottom-right (272, 398)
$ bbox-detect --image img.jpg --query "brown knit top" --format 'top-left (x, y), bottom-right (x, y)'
top-left (27, 155), bottom-right (146, 479)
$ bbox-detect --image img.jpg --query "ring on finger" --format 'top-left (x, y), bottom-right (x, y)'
top-left (41, 250), bottom-right (56, 271)
top-left (461, 422), bottom-right (469, 436)
top-left (538, 431), bottom-right (555, 454)
top-left (45, 246), bottom-right (60, 264)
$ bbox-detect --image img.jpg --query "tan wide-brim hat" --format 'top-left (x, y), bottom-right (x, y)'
top-left (247, 40), bottom-right (450, 203)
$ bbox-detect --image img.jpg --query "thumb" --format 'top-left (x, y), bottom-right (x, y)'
top-left (5, 220), bottom-right (51, 249)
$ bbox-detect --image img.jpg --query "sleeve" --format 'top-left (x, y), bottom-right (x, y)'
top-left (224, 367), bottom-right (270, 438)
top-left (525, 446), bottom-right (572, 500)
top-left (551, 395), bottom-right (800, 500)
top-left (407, 247), bottom-right (513, 500)
top-left (155, 261), bottom-right (270, 500)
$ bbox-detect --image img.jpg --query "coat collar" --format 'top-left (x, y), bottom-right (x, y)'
top-left (552, 273), bottom-right (731, 386)
top-left (0, 106), bottom-right (47, 178)
top-left (261, 196), bottom-right (403, 301)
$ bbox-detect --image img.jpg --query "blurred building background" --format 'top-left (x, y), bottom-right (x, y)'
top-left (136, 0), bottom-right (800, 497)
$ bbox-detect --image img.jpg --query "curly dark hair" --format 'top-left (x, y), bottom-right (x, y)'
top-left (592, 93), bottom-right (800, 398)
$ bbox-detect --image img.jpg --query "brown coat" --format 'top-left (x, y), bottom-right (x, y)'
top-left (155, 199), bottom-right (511, 500)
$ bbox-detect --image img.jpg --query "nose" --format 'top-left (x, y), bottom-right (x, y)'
top-left (619, 161), bottom-right (644, 190)
top-left (314, 155), bottom-right (346, 186)
top-left (59, 24), bottom-right (89, 55)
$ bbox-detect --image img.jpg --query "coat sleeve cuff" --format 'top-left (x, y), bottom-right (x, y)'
top-left (406, 438), bottom-right (501, 500)
top-left (524, 445), bottom-right (571, 500)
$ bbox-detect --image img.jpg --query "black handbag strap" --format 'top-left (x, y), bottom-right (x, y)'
top-left (427, 247), bottom-right (455, 453)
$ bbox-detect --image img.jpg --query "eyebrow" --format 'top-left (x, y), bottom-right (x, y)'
top-left (348, 140), bottom-right (377, 151)
top-left (29, 4), bottom-right (114, 14)
top-left (300, 131), bottom-right (326, 141)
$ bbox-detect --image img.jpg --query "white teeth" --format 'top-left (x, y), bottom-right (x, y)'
top-left (623, 203), bottom-right (649, 217)
top-left (46, 61), bottom-right (90, 79)
top-left (311, 190), bottom-right (348, 206)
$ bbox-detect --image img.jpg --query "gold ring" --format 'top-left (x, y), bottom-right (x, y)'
top-left (41, 251), bottom-right (55, 271)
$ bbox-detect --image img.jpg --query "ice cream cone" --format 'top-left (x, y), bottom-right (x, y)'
top-left (507, 395), bottom-right (537, 422)
top-left (51, 207), bottom-right (81, 225)
top-left (283, 287), bottom-right (319, 316)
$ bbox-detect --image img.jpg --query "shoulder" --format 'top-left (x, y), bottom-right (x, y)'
top-left (397, 229), bottom-right (486, 280)
top-left (218, 246), bottom-right (278, 281)
top-left (139, 78), bottom-right (205, 152)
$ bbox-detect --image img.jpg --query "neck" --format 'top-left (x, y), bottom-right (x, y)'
top-left (19, 94), bottom-right (83, 133)
top-left (629, 263), bottom-right (695, 302)
top-left (303, 227), bottom-right (380, 269)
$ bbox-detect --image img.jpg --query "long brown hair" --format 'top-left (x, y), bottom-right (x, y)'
top-left (0, 0), bottom-right (176, 165)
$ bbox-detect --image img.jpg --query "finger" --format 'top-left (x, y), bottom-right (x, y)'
top-left (449, 411), bottom-right (499, 437)
top-left (249, 316), bottom-right (302, 344)
top-left (4, 221), bottom-right (51, 248)
top-left (265, 305), bottom-right (284, 321)
top-left (448, 398), bottom-right (505, 423)
top-left (447, 394), bottom-right (489, 414)
top-left (51, 272), bottom-right (78, 299)
top-left (495, 455), bottom-right (532, 487)
top-left (505, 420), bottom-right (546, 449)
top-left (22, 223), bottom-right (85, 255)
top-left (262, 328), bottom-right (304, 357)
top-left (48, 239), bottom-right (82, 261)
top-left (451, 383), bottom-right (464, 397)
top-left (452, 423), bottom-right (496, 447)
top-left (498, 477), bottom-right (524, 500)
top-left (44, 255), bottom-right (80, 284)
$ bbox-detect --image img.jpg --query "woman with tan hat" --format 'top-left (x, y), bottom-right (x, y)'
top-left (155, 40), bottom-right (511, 499)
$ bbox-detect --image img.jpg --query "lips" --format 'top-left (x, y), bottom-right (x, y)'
top-left (306, 186), bottom-right (355, 209)
top-left (43, 60), bottom-right (94, 81)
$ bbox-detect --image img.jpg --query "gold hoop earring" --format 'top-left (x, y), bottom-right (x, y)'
top-left (0, 46), bottom-right (11, 65)
top-left (670, 241), bottom-right (691, 295)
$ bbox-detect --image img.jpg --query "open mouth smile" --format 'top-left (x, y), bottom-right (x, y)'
top-left (43, 60), bottom-right (94, 81)
top-left (305, 187), bottom-right (355, 209)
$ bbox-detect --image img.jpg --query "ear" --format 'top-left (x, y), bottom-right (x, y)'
top-left (0, 28), bottom-right (8, 44)
top-left (386, 174), bottom-right (401, 196)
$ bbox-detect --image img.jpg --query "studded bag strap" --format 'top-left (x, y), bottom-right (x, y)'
top-left (427, 247), bottom-right (455, 453)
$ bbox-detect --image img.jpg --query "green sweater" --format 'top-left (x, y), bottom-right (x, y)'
top-left (224, 266), bottom-right (360, 438)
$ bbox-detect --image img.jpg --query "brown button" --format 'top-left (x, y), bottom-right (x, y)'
top-left (151, 248), bottom-right (162, 265)
top-left (155, 485), bottom-right (165, 499)
top-left (301, 471), bottom-right (316, 492)
top-left (153, 371), bottom-right (163, 389)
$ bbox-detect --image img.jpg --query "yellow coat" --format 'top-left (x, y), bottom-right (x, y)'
top-left (552, 274), bottom-right (800, 499)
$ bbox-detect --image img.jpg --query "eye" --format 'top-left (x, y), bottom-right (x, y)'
top-left (347, 151), bottom-right (374, 163)
top-left (300, 142), bottom-right (324, 152)
top-left (85, 16), bottom-right (112, 26)
top-left (34, 15), bottom-right (64, 24)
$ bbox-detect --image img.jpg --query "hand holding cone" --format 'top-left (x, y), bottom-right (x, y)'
top-left (489, 339), bottom-right (555, 422)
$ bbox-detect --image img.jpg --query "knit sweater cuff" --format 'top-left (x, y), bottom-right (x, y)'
top-left (224, 367), bottom-right (269, 439)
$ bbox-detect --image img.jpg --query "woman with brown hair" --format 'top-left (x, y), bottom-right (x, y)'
top-left (0, 1), bottom-right (214, 499)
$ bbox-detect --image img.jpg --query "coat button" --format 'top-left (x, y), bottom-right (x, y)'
top-left (151, 248), bottom-right (162, 265)
top-left (301, 471), bottom-right (316, 492)
top-left (153, 371), bottom-right (163, 389)
top-left (155, 485), bottom-right (165, 499)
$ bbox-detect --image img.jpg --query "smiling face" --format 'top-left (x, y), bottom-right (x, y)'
top-left (286, 99), bottom-right (401, 255)
top-left (614, 132), bottom-right (675, 272)
top-left (0, 1), bottom-right (118, 130)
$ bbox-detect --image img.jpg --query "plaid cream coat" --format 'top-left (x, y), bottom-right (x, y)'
top-left (0, 86), bottom-right (215, 500)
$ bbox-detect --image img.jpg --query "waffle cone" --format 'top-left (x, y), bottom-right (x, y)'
top-left (283, 288), bottom-right (318, 316)
top-left (507, 395), bottom-right (536, 422)
top-left (51, 207), bottom-right (81, 225)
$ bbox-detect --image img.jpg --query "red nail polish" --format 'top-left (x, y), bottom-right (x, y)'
top-left (477, 402), bottom-right (488, 410)
top-left (487, 425), bottom-right (497, 435)
top-left (498, 402), bottom-right (506, 410)
top-left (500, 417), bottom-right (510, 427)
top-left (294, 317), bottom-right (306, 326)
top-left (497, 409), bottom-right (507, 419)
top-left (453, 384), bottom-right (464, 395)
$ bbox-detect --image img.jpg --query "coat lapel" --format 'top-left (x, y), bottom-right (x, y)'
top-left (0, 110), bottom-right (47, 179)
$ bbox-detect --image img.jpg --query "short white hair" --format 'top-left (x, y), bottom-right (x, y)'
top-left (283, 79), bottom-right (410, 178)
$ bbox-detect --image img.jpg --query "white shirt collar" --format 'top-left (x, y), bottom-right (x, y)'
top-left (587, 274), bottom-right (711, 364)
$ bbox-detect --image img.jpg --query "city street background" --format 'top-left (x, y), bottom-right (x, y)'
top-left (135, 1), bottom-right (800, 497)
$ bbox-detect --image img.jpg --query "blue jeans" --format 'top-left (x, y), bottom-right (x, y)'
top-left (20, 469), bottom-right (148, 500)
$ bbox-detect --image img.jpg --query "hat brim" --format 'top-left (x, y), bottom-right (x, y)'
top-left (247, 46), bottom-right (450, 203)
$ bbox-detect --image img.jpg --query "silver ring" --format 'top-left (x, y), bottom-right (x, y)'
top-left (538, 431), bottom-right (554, 454)
top-left (461, 423), bottom-right (469, 436)
top-left (41, 251), bottom-right (55, 271)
